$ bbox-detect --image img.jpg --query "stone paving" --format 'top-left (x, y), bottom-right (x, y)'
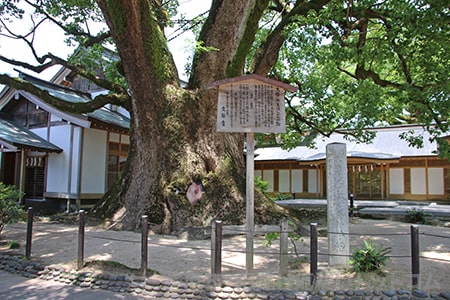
top-left (1, 254), bottom-right (449, 300)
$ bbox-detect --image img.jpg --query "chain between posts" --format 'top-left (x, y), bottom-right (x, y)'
top-left (18, 208), bottom-right (439, 288)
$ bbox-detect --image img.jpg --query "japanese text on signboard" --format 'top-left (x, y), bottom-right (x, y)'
top-left (216, 83), bottom-right (286, 133)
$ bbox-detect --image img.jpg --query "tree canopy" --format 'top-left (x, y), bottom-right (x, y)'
top-left (0, 0), bottom-right (448, 230)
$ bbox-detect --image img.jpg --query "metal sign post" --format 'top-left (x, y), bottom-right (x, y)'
top-left (208, 74), bottom-right (296, 276)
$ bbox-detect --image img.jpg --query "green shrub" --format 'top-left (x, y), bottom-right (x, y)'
top-left (254, 176), bottom-right (269, 196)
top-left (350, 239), bottom-right (391, 273)
top-left (0, 182), bottom-right (25, 236)
top-left (8, 241), bottom-right (20, 249)
top-left (271, 192), bottom-right (290, 201)
top-left (406, 208), bottom-right (431, 224)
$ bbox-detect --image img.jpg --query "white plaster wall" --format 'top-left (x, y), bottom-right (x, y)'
top-left (263, 170), bottom-right (274, 192)
top-left (50, 114), bottom-right (62, 122)
top-left (411, 168), bottom-right (426, 195)
top-left (292, 169), bottom-right (303, 194)
top-left (70, 127), bottom-right (82, 194)
top-left (389, 168), bottom-right (404, 194)
top-left (308, 169), bottom-right (319, 193)
top-left (279, 170), bottom-right (290, 192)
top-left (81, 128), bottom-right (107, 193)
top-left (109, 132), bottom-right (120, 142)
top-left (45, 124), bottom-right (72, 193)
top-left (121, 134), bottom-right (130, 144)
top-left (428, 168), bottom-right (444, 195)
top-left (32, 127), bottom-right (49, 142)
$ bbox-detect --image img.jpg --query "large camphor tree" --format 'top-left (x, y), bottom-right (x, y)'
top-left (0, 0), bottom-right (448, 232)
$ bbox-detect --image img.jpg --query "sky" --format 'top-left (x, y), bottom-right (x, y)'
top-left (0, 0), bottom-right (211, 83)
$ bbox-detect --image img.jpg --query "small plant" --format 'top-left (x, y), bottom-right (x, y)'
top-left (271, 192), bottom-right (291, 201)
top-left (406, 208), bottom-right (431, 224)
top-left (350, 239), bottom-right (391, 273)
top-left (263, 221), bottom-right (306, 265)
top-left (8, 241), bottom-right (20, 249)
top-left (254, 176), bottom-right (269, 196)
top-left (0, 182), bottom-right (25, 237)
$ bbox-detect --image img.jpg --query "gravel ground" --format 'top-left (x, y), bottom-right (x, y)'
top-left (1, 217), bottom-right (449, 294)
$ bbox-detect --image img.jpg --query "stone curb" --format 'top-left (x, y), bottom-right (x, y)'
top-left (1, 254), bottom-right (449, 300)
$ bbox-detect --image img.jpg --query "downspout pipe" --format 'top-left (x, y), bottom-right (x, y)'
top-left (66, 123), bottom-right (74, 213)
top-left (76, 127), bottom-right (84, 211)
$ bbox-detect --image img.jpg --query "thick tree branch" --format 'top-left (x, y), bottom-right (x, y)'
top-left (250, 0), bottom-right (331, 76)
top-left (0, 54), bottom-right (58, 73)
top-left (0, 74), bottom-right (130, 113)
top-left (45, 53), bottom-right (128, 95)
top-left (226, 0), bottom-right (270, 77)
top-left (188, 0), bottom-right (258, 88)
top-left (0, 52), bottom-right (128, 97)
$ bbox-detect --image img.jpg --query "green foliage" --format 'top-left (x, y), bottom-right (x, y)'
top-left (7, 241), bottom-right (20, 249)
top-left (0, 183), bottom-right (24, 236)
top-left (270, 192), bottom-right (290, 201)
top-left (264, 0), bottom-right (449, 155)
top-left (262, 220), bottom-right (306, 266)
top-left (406, 208), bottom-right (431, 225)
top-left (0, 1), bottom-right (24, 19)
top-left (194, 40), bottom-right (219, 55)
top-left (350, 240), bottom-right (391, 273)
top-left (262, 232), bottom-right (279, 247)
top-left (254, 176), bottom-right (268, 196)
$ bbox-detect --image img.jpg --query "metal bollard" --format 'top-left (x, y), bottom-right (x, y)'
top-left (77, 210), bottom-right (85, 270)
top-left (25, 207), bottom-right (33, 258)
top-left (411, 224), bottom-right (420, 288)
top-left (141, 215), bottom-right (148, 277)
top-left (310, 223), bottom-right (318, 286)
top-left (279, 219), bottom-right (288, 276)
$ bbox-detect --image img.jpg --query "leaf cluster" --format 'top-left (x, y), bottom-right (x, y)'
top-left (350, 239), bottom-right (391, 273)
top-left (406, 208), bottom-right (432, 225)
top-left (0, 182), bottom-right (25, 236)
top-left (254, 0), bottom-right (448, 154)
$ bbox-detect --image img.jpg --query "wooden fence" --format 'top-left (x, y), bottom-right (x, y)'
top-left (21, 207), bottom-right (446, 289)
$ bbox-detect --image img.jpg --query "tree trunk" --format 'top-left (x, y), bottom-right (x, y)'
top-left (93, 0), bottom-right (287, 232)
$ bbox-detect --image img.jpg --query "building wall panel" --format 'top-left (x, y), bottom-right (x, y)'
top-left (81, 128), bottom-right (107, 194)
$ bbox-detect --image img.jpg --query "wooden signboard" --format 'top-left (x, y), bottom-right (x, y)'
top-left (208, 74), bottom-right (297, 133)
top-left (208, 74), bottom-right (296, 275)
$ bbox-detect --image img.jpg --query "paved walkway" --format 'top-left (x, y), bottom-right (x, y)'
top-left (0, 270), bottom-right (139, 299)
top-left (275, 199), bottom-right (450, 219)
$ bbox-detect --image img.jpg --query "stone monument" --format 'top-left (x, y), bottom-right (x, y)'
top-left (326, 142), bottom-right (350, 266)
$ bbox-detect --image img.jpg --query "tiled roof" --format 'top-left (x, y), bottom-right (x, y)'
top-left (21, 73), bottom-right (130, 130)
top-left (255, 125), bottom-right (439, 162)
top-left (0, 118), bottom-right (62, 152)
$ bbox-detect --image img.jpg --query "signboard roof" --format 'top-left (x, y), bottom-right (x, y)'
top-left (207, 74), bottom-right (297, 92)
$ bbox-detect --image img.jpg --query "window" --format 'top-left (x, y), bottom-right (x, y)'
top-left (107, 133), bottom-right (129, 189)
top-left (25, 156), bottom-right (45, 199)
top-left (5, 98), bottom-right (49, 128)
top-left (107, 154), bottom-right (127, 189)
